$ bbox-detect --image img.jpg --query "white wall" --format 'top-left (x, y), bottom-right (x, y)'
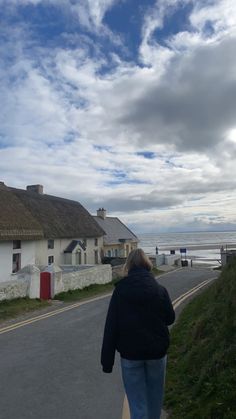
top-left (85, 237), bottom-right (103, 264)
top-left (0, 264), bottom-right (112, 301)
top-left (35, 238), bottom-right (72, 266)
top-left (21, 241), bottom-right (36, 267)
top-left (0, 278), bottom-right (30, 300)
top-left (0, 241), bottom-right (36, 283)
top-left (0, 242), bottom-right (12, 282)
top-left (53, 264), bottom-right (112, 295)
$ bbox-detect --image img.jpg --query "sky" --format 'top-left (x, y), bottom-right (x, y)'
top-left (0, 0), bottom-right (236, 233)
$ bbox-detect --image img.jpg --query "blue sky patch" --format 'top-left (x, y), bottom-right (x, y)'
top-left (137, 151), bottom-right (156, 159)
top-left (153, 3), bottom-right (194, 47)
top-left (104, 0), bottom-right (155, 62)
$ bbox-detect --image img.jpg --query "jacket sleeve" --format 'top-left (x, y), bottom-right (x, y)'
top-left (160, 286), bottom-right (175, 326)
top-left (101, 290), bottom-right (118, 373)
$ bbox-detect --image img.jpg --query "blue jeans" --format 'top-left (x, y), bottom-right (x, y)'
top-left (121, 356), bottom-right (167, 419)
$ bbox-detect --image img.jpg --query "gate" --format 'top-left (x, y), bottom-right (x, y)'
top-left (40, 272), bottom-right (51, 300)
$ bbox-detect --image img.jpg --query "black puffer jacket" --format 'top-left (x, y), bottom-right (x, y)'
top-left (101, 267), bottom-right (175, 373)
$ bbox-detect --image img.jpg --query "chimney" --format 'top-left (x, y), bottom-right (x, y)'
top-left (97, 208), bottom-right (106, 219)
top-left (26, 184), bottom-right (44, 194)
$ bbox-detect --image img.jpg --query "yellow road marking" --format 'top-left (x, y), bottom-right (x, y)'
top-left (0, 293), bottom-right (112, 335)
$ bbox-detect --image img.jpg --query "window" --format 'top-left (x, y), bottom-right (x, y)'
top-left (13, 240), bottom-right (21, 249)
top-left (94, 250), bottom-right (99, 264)
top-left (84, 253), bottom-right (87, 264)
top-left (48, 256), bottom-right (54, 265)
top-left (12, 253), bottom-right (21, 273)
top-left (94, 238), bottom-right (98, 246)
top-left (48, 239), bottom-right (54, 249)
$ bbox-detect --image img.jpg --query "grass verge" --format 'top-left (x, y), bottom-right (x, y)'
top-left (0, 297), bottom-right (50, 322)
top-left (165, 261), bottom-right (236, 418)
top-left (54, 279), bottom-right (118, 302)
top-left (152, 267), bottom-right (164, 276)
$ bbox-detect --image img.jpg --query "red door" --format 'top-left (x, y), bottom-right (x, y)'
top-left (40, 272), bottom-right (51, 300)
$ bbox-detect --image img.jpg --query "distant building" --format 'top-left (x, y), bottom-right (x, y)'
top-left (221, 247), bottom-right (236, 267)
top-left (93, 208), bottom-right (138, 259)
top-left (0, 182), bottom-right (104, 282)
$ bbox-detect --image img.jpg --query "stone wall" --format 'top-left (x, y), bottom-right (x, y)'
top-left (0, 264), bottom-right (112, 301)
top-left (53, 264), bottom-right (112, 296)
top-left (112, 264), bottom-right (124, 280)
top-left (0, 278), bottom-right (29, 301)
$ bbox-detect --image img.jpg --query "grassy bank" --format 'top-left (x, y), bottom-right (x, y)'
top-left (0, 298), bottom-right (50, 322)
top-left (165, 261), bottom-right (236, 418)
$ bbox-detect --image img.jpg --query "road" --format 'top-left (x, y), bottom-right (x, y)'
top-left (0, 267), bottom-right (218, 419)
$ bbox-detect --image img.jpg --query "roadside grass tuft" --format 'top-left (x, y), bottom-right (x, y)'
top-left (165, 261), bottom-right (236, 418)
top-left (0, 297), bottom-right (50, 321)
top-left (54, 279), bottom-right (119, 302)
top-left (152, 267), bottom-right (164, 276)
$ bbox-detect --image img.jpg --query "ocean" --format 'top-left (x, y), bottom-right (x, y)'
top-left (138, 231), bottom-right (236, 265)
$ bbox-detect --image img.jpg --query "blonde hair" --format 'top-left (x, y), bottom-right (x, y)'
top-left (124, 248), bottom-right (153, 274)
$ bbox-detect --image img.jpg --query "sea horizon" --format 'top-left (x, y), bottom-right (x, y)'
top-left (137, 230), bottom-right (236, 264)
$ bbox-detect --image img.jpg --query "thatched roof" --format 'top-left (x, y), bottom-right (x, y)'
top-left (0, 183), bottom-right (43, 240)
top-left (0, 182), bottom-right (104, 240)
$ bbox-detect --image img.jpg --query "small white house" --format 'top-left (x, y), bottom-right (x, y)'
top-left (0, 182), bottom-right (105, 282)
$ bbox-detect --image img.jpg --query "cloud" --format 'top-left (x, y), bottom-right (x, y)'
top-left (117, 34), bottom-right (236, 152)
top-left (1, 0), bottom-right (236, 233)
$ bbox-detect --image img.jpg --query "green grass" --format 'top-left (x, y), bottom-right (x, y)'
top-left (165, 261), bottom-right (236, 418)
top-left (152, 267), bottom-right (164, 276)
top-left (54, 279), bottom-right (119, 302)
top-left (0, 297), bottom-right (50, 322)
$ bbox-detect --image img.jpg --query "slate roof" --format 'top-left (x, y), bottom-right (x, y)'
top-left (64, 240), bottom-right (86, 253)
top-left (0, 182), bottom-right (105, 240)
top-left (93, 216), bottom-right (138, 245)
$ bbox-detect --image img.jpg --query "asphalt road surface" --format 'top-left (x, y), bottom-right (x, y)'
top-left (0, 267), bottom-right (218, 419)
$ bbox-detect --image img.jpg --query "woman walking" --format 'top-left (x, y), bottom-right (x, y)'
top-left (101, 248), bottom-right (175, 419)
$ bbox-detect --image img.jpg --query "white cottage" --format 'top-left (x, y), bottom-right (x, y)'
top-left (0, 182), bottom-right (105, 282)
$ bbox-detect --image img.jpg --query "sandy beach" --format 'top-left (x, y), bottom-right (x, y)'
top-left (159, 243), bottom-right (236, 251)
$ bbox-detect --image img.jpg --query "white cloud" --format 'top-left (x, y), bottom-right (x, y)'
top-left (1, 0), bottom-right (236, 232)
top-left (190, 0), bottom-right (236, 34)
